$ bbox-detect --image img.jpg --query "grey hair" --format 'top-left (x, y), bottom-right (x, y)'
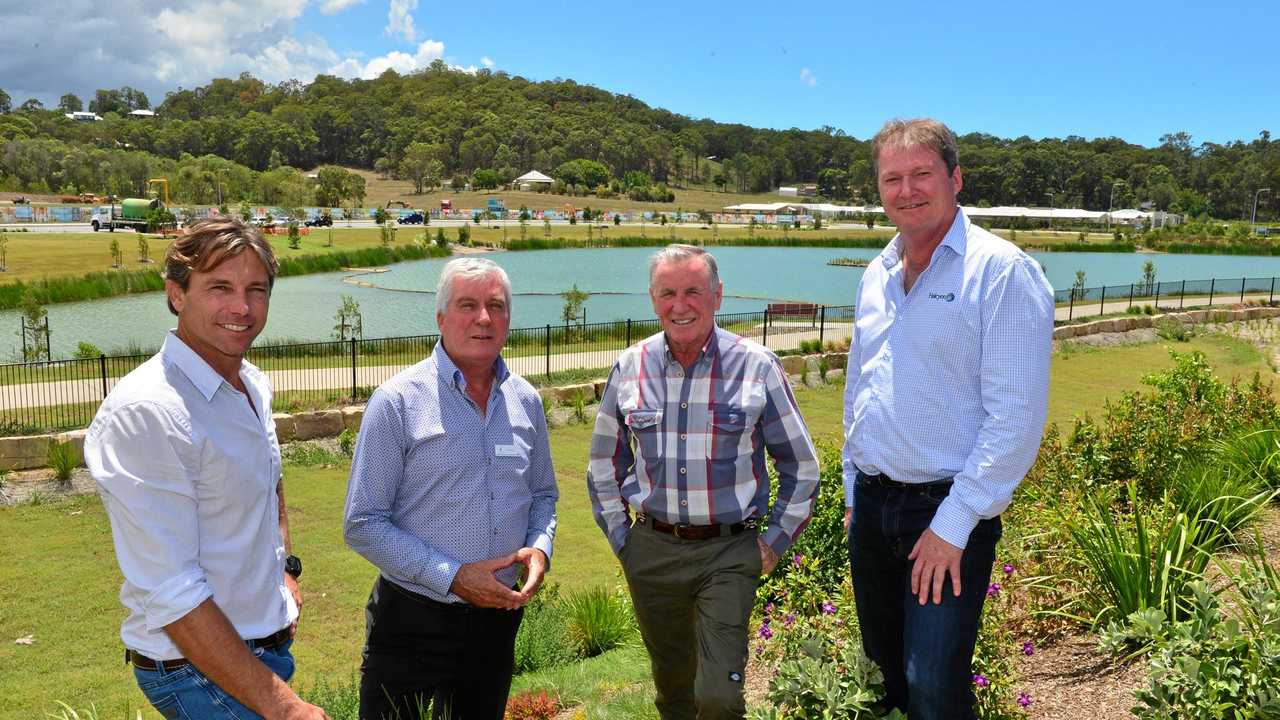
top-left (648, 244), bottom-right (720, 288)
top-left (435, 257), bottom-right (512, 314)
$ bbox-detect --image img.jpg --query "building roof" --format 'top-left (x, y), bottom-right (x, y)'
top-left (515, 170), bottom-right (553, 183)
top-left (128, 109), bottom-right (156, 117)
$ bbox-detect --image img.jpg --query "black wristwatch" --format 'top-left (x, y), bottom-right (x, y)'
top-left (285, 555), bottom-right (303, 579)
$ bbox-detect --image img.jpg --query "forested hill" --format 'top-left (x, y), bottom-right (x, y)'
top-left (0, 61), bottom-right (1277, 219)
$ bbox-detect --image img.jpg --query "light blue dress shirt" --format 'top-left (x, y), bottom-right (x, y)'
top-left (343, 343), bottom-right (558, 603)
top-left (842, 208), bottom-right (1054, 549)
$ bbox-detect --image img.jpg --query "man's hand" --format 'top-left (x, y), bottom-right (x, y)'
top-left (515, 547), bottom-right (548, 604)
top-left (757, 536), bottom-right (779, 575)
top-left (284, 573), bottom-right (302, 639)
top-left (449, 554), bottom-right (524, 610)
top-left (280, 701), bottom-right (330, 720)
top-left (908, 528), bottom-right (964, 605)
top-left (843, 507), bottom-right (852, 533)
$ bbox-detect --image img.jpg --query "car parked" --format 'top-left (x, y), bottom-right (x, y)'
top-left (250, 215), bottom-right (273, 228)
top-left (305, 214), bottom-right (333, 227)
top-left (396, 211), bottom-right (425, 225)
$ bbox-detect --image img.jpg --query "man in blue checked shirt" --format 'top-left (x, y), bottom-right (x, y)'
top-left (842, 118), bottom-right (1053, 720)
top-left (588, 244), bottom-right (820, 720)
top-left (343, 257), bottom-right (557, 720)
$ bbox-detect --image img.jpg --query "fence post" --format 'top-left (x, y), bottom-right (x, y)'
top-left (350, 338), bottom-right (357, 399)
top-left (1241, 277), bottom-right (1246, 303)
top-left (1180, 280), bottom-right (1185, 309)
top-left (1272, 277), bottom-right (1276, 304)
top-left (1099, 286), bottom-right (1106, 316)
top-left (1128, 283), bottom-right (1134, 310)
top-left (99, 354), bottom-right (108, 399)
top-left (1155, 281), bottom-right (1161, 310)
top-left (545, 325), bottom-right (551, 379)
top-left (626, 318), bottom-right (632, 347)
top-left (819, 306), bottom-right (826, 346)
top-left (1208, 278), bottom-right (1215, 306)
top-left (762, 308), bottom-right (769, 347)
top-left (1068, 292), bottom-right (1074, 320)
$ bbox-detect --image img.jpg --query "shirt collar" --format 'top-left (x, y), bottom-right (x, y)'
top-left (881, 207), bottom-right (970, 269)
top-left (433, 340), bottom-right (510, 393)
top-left (660, 324), bottom-right (721, 367)
top-left (160, 331), bottom-right (233, 402)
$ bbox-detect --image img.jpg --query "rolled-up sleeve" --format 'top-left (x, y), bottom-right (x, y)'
top-left (86, 402), bottom-right (212, 631)
top-left (524, 396), bottom-right (558, 563)
top-left (343, 388), bottom-right (460, 597)
top-left (930, 256), bottom-right (1053, 548)
top-left (759, 357), bottom-right (820, 556)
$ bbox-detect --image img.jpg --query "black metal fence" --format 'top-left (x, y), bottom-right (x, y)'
top-left (1056, 276), bottom-right (1280, 320)
top-left (0, 304), bottom-right (856, 433)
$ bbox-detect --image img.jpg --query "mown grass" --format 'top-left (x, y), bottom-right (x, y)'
top-left (0, 335), bottom-right (1275, 717)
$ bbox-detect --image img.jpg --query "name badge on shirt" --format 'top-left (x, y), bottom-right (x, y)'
top-left (494, 443), bottom-right (521, 457)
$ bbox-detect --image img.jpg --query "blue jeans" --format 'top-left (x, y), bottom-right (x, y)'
top-left (132, 640), bottom-right (296, 720)
top-left (847, 472), bottom-right (1000, 720)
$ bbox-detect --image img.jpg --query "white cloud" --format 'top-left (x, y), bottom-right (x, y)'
top-left (386, 0), bottom-right (419, 43)
top-left (328, 39), bottom-right (445, 80)
top-left (481, 56), bottom-right (494, 68)
top-left (800, 68), bottom-right (817, 87)
top-left (319, 0), bottom-right (364, 13)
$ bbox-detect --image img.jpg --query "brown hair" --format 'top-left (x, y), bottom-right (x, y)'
top-left (871, 118), bottom-right (959, 178)
top-left (164, 216), bottom-right (278, 315)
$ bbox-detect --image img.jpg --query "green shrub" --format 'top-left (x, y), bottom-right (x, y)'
top-left (72, 342), bottom-right (102, 360)
top-left (1165, 460), bottom-right (1275, 546)
top-left (281, 441), bottom-right (345, 467)
top-left (1212, 427), bottom-right (1280, 490)
top-left (512, 585), bottom-right (576, 673)
top-left (570, 389), bottom-right (588, 425)
top-left (337, 428), bottom-right (357, 457)
top-left (1154, 317), bottom-right (1194, 342)
top-left (299, 676), bottom-right (361, 720)
top-left (46, 441), bottom-right (79, 485)
top-left (504, 690), bottom-right (560, 720)
top-left (562, 585), bottom-right (634, 658)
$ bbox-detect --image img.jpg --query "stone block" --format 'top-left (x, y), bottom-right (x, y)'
top-left (341, 406), bottom-right (364, 430)
top-left (54, 429), bottom-right (88, 465)
top-left (824, 368), bottom-right (845, 385)
top-left (1052, 326), bottom-right (1073, 340)
top-left (593, 380), bottom-right (608, 400)
top-left (823, 352), bottom-right (847, 370)
top-left (550, 383), bottom-right (595, 405)
top-left (0, 434), bottom-right (54, 471)
top-left (1112, 317), bottom-right (1131, 332)
top-left (1132, 315), bottom-right (1153, 329)
top-left (1246, 307), bottom-right (1264, 320)
top-left (803, 371), bottom-right (824, 388)
top-left (293, 410), bottom-right (344, 441)
top-left (787, 374), bottom-right (803, 388)
top-left (780, 355), bottom-right (806, 375)
top-left (272, 413), bottom-right (296, 444)
top-left (804, 355), bottom-right (821, 374)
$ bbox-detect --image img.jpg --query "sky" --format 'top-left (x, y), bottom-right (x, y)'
top-left (0, 0), bottom-right (1273, 148)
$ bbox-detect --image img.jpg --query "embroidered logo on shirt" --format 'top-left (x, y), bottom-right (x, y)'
top-left (728, 670), bottom-right (743, 683)
top-left (928, 292), bottom-right (956, 302)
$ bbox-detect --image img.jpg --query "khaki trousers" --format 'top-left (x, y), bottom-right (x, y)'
top-left (619, 520), bottom-right (762, 720)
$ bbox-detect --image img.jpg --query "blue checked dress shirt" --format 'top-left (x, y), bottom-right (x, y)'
top-left (588, 326), bottom-right (820, 557)
top-left (842, 208), bottom-right (1054, 549)
top-left (343, 343), bottom-right (558, 603)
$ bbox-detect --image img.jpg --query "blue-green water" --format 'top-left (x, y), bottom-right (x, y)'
top-left (10, 246), bottom-right (1280, 359)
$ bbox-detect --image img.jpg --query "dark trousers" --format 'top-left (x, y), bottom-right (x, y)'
top-left (360, 576), bottom-right (523, 720)
top-left (620, 519), bottom-right (761, 720)
top-left (847, 472), bottom-right (1001, 720)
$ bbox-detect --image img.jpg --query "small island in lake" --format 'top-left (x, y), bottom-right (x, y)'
top-left (827, 258), bottom-right (870, 267)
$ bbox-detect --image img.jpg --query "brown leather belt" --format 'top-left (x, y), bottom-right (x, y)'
top-left (126, 628), bottom-right (291, 671)
top-left (638, 514), bottom-right (757, 540)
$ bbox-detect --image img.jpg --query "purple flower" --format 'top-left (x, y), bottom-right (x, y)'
top-left (1022, 641), bottom-right (1035, 656)
top-left (783, 613), bottom-right (796, 628)
top-left (986, 583), bottom-right (1002, 598)
top-left (764, 602), bottom-right (775, 614)
top-left (972, 674), bottom-right (989, 688)
top-left (821, 601), bottom-right (837, 615)
top-left (1017, 692), bottom-right (1032, 708)
top-left (792, 554), bottom-right (805, 567)
top-left (754, 643), bottom-right (765, 657)
top-left (1003, 563), bottom-right (1015, 575)
top-left (834, 618), bottom-right (845, 626)
top-left (758, 624), bottom-right (773, 640)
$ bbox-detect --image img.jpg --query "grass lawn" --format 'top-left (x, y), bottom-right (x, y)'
top-left (1, 332), bottom-right (1273, 718)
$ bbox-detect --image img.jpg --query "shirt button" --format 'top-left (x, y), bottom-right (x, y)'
top-left (674, 369), bottom-right (683, 377)
top-left (680, 402), bottom-right (688, 409)
top-left (680, 500), bottom-right (688, 507)
top-left (680, 433), bottom-right (687, 440)
top-left (679, 467), bottom-right (687, 474)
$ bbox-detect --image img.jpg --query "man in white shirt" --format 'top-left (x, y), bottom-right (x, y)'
top-left (85, 217), bottom-right (328, 720)
top-left (842, 118), bottom-right (1053, 719)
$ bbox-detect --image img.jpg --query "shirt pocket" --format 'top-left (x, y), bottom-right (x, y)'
top-left (708, 407), bottom-right (749, 461)
top-left (625, 409), bottom-right (664, 466)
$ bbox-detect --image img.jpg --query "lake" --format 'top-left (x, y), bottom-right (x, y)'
top-left (10, 246), bottom-right (1280, 358)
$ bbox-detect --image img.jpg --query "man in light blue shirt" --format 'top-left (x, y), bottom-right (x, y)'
top-left (344, 257), bottom-right (557, 720)
top-left (842, 118), bottom-right (1053, 720)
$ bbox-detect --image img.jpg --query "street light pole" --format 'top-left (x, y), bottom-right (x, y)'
top-left (1046, 192), bottom-right (1055, 231)
top-left (1108, 181), bottom-right (1123, 231)
top-left (1253, 188), bottom-right (1272, 235)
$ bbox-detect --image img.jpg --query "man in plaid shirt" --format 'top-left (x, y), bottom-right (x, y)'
top-left (588, 244), bottom-right (820, 719)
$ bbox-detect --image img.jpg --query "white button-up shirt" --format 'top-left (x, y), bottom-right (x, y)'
top-left (842, 209), bottom-right (1054, 548)
top-left (86, 332), bottom-right (296, 660)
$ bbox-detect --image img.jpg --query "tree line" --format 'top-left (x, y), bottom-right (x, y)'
top-left (1, 66), bottom-right (1277, 219)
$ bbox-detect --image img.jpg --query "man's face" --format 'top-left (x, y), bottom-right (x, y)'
top-left (167, 251), bottom-right (271, 372)
top-left (650, 258), bottom-right (723, 353)
top-left (436, 274), bottom-right (510, 369)
top-left (877, 143), bottom-right (963, 240)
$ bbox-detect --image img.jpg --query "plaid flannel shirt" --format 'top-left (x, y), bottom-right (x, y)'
top-left (587, 325), bottom-right (820, 556)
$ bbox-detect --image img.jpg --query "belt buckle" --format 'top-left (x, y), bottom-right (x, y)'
top-left (672, 523), bottom-right (693, 539)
